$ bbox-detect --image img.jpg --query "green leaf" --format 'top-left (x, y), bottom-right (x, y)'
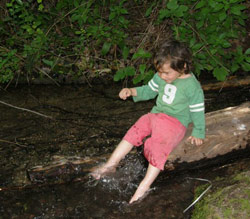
top-left (167, 0), bottom-right (179, 10)
top-left (75, 31), bottom-right (82, 35)
top-left (204, 64), bottom-right (213, 71)
top-left (114, 68), bottom-right (125, 81)
top-left (175, 5), bottom-right (188, 17)
top-left (120, 8), bottom-right (128, 14)
top-left (245, 48), bottom-right (250, 55)
top-left (133, 74), bottom-right (144, 84)
top-left (213, 67), bottom-right (228, 81)
top-left (158, 9), bottom-right (171, 20)
top-left (213, 3), bottom-right (224, 12)
top-left (114, 66), bottom-right (135, 81)
top-left (241, 62), bottom-right (250, 71)
top-left (195, 0), bottom-right (205, 10)
top-left (196, 52), bottom-right (207, 60)
top-left (194, 62), bottom-right (204, 75)
top-left (38, 4), bottom-right (44, 11)
top-left (109, 12), bottom-right (116, 20)
top-left (124, 66), bottom-right (135, 76)
top-left (143, 70), bottom-right (154, 84)
top-left (218, 12), bottom-right (227, 21)
top-left (192, 43), bottom-right (203, 51)
top-left (189, 38), bottom-right (196, 48)
top-left (132, 48), bottom-right (152, 60)
top-left (208, 0), bottom-right (216, 8)
top-left (231, 5), bottom-right (246, 16)
top-left (196, 20), bottom-right (204, 29)
top-left (145, 2), bottom-right (156, 17)
top-left (42, 59), bottom-right (54, 67)
top-left (245, 57), bottom-right (250, 63)
top-left (221, 41), bottom-right (231, 48)
top-left (16, 0), bottom-right (23, 5)
top-left (101, 42), bottom-right (112, 56)
top-left (122, 46), bottom-right (130, 60)
top-left (231, 63), bottom-right (239, 73)
top-left (139, 64), bottom-right (146, 74)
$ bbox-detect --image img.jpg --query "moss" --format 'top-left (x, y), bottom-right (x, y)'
top-left (191, 171), bottom-right (250, 219)
top-left (233, 172), bottom-right (250, 184)
top-left (223, 208), bottom-right (232, 218)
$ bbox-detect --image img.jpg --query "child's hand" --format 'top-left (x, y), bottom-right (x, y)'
top-left (187, 136), bottom-right (204, 146)
top-left (119, 88), bottom-right (132, 100)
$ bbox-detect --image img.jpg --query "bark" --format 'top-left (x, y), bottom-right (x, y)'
top-left (165, 102), bottom-right (250, 170)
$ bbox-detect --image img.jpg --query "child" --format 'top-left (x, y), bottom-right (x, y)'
top-left (91, 40), bottom-right (205, 204)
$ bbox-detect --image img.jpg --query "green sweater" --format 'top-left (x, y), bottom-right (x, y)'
top-left (133, 73), bottom-right (205, 139)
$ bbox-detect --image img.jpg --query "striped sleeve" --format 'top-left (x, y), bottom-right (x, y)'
top-left (189, 102), bottom-right (205, 112)
top-left (133, 74), bottom-right (159, 102)
top-left (188, 88), bottom-right (206, 139)
top-left (148, 77), bottom-right (159, 92)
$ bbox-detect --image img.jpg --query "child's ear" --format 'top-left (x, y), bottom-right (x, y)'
top-left (184, 62), bottom-right (187, 69)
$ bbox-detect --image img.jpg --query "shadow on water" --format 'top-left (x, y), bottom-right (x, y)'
top-left (0, 83), bottom-right (249, 218)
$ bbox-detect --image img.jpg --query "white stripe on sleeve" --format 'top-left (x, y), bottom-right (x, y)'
top-left (190, 107), bottom-right (205, 112)
top-left (189, 103), bottom-right (204, 108)
top-left (148, 80), bottom-right (159, 92)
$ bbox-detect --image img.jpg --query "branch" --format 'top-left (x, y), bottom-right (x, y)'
top-left (0, 139), bottom-right (28, 148)
top-left (0, 100), bottom-right (53, 119)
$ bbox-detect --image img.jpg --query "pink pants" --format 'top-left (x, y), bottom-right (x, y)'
top-left (123, 113), bottom-right (186, 170)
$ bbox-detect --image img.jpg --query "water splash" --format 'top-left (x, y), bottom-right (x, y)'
top-left (83, 151), bottom-right (147, 210)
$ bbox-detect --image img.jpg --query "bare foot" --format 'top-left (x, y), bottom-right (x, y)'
top-left (129, 185), bottom-right (150, 204)
top-left (90, 165), bottom-right (116, 179)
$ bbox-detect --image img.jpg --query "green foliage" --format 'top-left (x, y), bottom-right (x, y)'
top-left (157, 0), bottom-right (249, 81)
top-left (0, 0), bottom-right (130, 84)
top-left (0, 0), bottom-right (249, 85)
top-left (114, 48), bottom-right (154, 84)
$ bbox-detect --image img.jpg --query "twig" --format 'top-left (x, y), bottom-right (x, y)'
top-left (35, 67), bottom-right (60, 87)
top-left (183, 177), bottom-right (212, 213)
top-left (0, 139), bottom-right (28, 148)
top-left (0, 100), bottom-right (53, 119)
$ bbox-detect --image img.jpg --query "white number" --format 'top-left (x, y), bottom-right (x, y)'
top-left (162, 84), bottom-right (177, 104)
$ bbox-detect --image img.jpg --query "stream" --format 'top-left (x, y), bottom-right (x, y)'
top-left (0, 82), bottom-right (249, 218)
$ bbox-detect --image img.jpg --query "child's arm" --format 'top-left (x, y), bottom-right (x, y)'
top-left (119, 88), bottom-right (137, 100)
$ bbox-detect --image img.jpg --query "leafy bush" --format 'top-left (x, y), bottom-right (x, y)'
top-left (115, 0), bottom-right (249, 83)
top-left (157, 0), bottom-right (249, 81)
top-left (0, 0), bottom-right (249, 85)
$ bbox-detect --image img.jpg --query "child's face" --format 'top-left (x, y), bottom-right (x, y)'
top-left (158, 62), bottom-right (182, 83)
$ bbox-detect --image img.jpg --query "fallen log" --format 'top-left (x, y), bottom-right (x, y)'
top-left (165, 101), bottom-right (250, 170)
top-left (27, 102), bottom-right (250, 184)
top-left (201, 76), bottom-right (250, 91)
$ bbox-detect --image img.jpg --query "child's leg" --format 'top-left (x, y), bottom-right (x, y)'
top-left (91, 139), bottom-right (133, 179)
top-left (129, 163), bottom-right (160, 204)
top-left (91, 114), bottom-right (152, 179)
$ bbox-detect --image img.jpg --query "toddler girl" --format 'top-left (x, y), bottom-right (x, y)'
top-left (91, 40), bottom-right (205, 204)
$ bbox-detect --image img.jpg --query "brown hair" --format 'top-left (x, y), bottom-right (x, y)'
top-left (154, 40), bottom-right (192, 74)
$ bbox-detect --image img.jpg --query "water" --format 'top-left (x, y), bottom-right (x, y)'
top-left (0, 152), bottom-right (197, 218)
top-left (0, 83), bottom-right (249, 218)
